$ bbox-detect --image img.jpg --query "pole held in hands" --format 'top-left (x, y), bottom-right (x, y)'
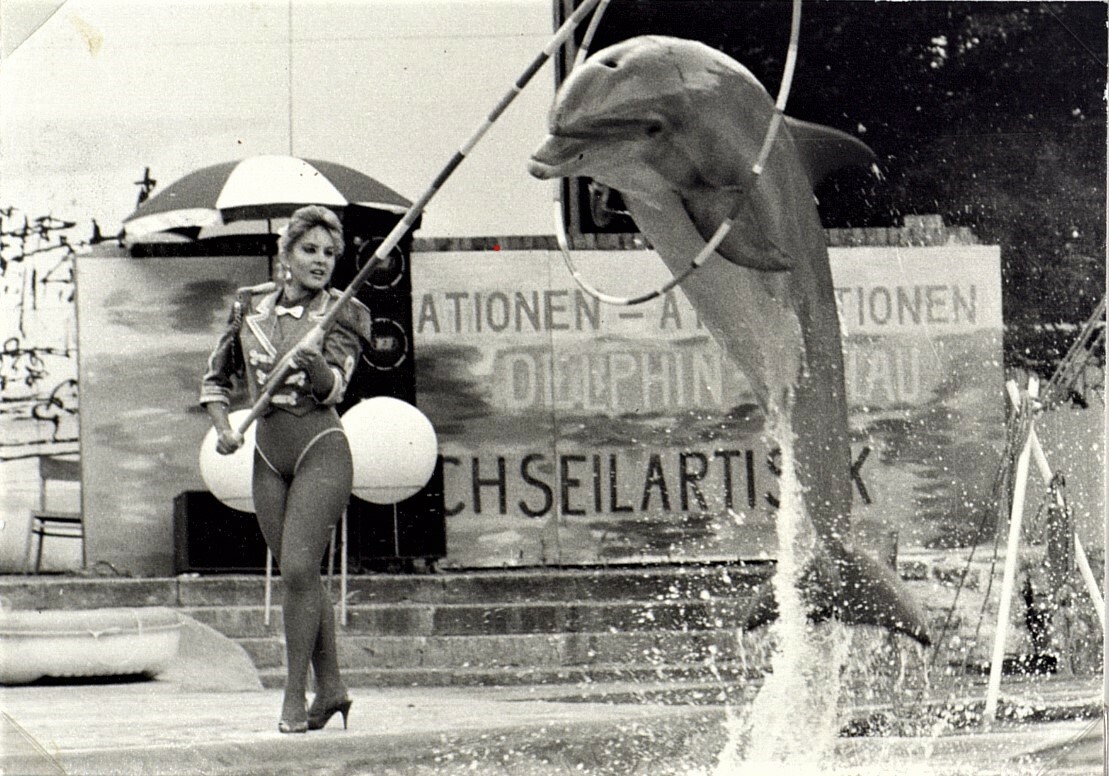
top-left (236, 0), bottom-right (604, 436)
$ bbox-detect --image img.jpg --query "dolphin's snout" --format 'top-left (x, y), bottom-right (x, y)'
top-left (527, 158), bottom-right (556, 180)
top-left (527, 134), bottom-right (587, 180)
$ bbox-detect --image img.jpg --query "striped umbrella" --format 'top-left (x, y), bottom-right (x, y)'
top-left (121, 155), bottom-right (410, 240)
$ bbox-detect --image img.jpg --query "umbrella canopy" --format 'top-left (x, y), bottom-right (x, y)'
top-left (122, 155), bottom-right (411, 240)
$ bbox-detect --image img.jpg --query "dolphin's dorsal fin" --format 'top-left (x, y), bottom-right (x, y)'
top-left (784, 117), bottom-right (877, 189)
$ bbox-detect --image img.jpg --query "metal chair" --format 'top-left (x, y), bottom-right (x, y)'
top-left (27, 456), bottom-right (84, 573)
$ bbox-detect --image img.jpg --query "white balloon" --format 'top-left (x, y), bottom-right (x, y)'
top-left (198, 409), bottom-right (257, 513)
top-left (342, 397), bottom-right (438, 504)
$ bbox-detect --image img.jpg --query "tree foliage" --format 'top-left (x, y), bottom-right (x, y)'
top-left (577, 0), bottom-right (1106, 368)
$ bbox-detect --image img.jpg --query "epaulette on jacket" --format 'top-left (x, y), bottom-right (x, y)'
top-left (236, 281), bottom-right (278, 297)
top-left (229, 282), bottom-right (276, 329)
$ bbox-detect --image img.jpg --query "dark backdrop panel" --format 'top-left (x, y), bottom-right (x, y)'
top-left (176, 460), bottom-right (446, 573)
top-left (346, 458), bottom-right (446, 568)
top-left (173, 490), bottom-right (267, 574)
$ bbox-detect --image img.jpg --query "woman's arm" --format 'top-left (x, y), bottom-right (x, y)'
top-left (308, 296), bottom-right (370, 406)
top-left (205, 400), bottom-right (244, 455)
top-left (200, 295), bottom-right (247, 407)
top-left (294, 296), bottom-right (368, 406)
top-left (201, 295), bottom-right (248, 454)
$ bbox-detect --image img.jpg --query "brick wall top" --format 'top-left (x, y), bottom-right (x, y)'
top-left (411, 216), bottom-right (980, 253)
top-left (825, 215), bottom-right (980, 248)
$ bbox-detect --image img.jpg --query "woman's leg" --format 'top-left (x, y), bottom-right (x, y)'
top-left (251, 451), bottom-right (305, 723)
top-left (278, 431), bottom-right (353, 722)
top-left (252, 449), bottom-right (288, 557)
top-left (310, 580), bottom-right (345, 702)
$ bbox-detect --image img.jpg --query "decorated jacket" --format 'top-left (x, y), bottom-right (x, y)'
top-left (200, 282), bottom-right (372, 415)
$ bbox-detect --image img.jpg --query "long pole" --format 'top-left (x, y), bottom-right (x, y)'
top-left (237, 0), bottom-right (604, 435)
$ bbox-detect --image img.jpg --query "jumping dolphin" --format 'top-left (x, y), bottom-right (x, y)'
top-left (529, 35), bottom-right (930, 645)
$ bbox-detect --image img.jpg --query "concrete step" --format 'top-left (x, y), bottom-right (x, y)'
top-left (171, 566), bottom-right (768, 607)
top-left (0, 567), bottom-right (771, 607)
top-left (236, 629), bottom-right (748, 671)
top-left (0, 577), bottom-right (179, 610)
top-left (181, 597), bottom-right (751, 639)
top-left (0, 566), bottom-right (769, 609)
top-left (0, 567), bottom-right (773, 688)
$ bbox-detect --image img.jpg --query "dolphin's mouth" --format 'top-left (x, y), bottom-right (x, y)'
top-left (527, 134), bottom-right (590, 180)
top-left (526, 157), bottom-right (565, 180)
top-left (529, 116), bottom-right (662, 181)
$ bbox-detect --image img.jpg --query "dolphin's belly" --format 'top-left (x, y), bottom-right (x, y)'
top-left (625, 193), bottom-right (803, 413)
top-left (677, 259), bottom-right (802, 413)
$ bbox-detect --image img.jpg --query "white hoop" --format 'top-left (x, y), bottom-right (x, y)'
top-left (555, 0), bottom-right (803, 306)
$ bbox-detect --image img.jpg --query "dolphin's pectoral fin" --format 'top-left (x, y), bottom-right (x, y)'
top-left (741, 546), bottom-right (931, 646)
top-left (624, 189), bottom-right (791, 272)
top-left (680, 190), bottom-right (796, 271)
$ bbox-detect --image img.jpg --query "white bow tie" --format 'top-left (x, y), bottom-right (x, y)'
top-left (274, 304), bottom-right (304, 319)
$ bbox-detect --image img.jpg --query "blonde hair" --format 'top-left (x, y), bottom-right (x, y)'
top-left (278, 205), bottom-right (345, 259)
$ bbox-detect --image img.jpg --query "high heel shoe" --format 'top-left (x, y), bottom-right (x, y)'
top-left (279, 701), bottom-right (309, 734)
top-left (307, 696), bottom-right (353, 731)
top-left (278, 717), bottom-right (308, 734)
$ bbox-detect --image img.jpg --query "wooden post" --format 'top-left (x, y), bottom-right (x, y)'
top-left (1075, 533), bottom-right (1105, 629)
top-left (984, 378), bottom-right (1038, 723)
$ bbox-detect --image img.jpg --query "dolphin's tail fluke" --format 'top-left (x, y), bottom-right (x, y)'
top-left (742, 543), bottom-right (932, 646)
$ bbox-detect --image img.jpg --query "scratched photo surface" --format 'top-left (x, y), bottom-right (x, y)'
top-left (0, 1), bottom-right (1104, 775)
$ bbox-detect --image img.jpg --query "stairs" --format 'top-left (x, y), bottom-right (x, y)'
top-left (0, 565), bottom-right (773, 688)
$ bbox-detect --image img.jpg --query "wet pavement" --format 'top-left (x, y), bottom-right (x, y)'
top-left (0, 677), bottom-right (1103, 775)
top-left (4, 681), bottom-right (713, 776)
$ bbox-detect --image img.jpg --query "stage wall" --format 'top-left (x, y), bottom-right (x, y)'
top-left (413, 245), bottom-right (1005, 567)
top-left (74, 243), bottom-right (1003, 575)
top-left (76, 248), bottom-right (268, 574)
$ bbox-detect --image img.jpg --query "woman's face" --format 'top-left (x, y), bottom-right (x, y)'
top-left (284, 225), bottom-right (339, 297)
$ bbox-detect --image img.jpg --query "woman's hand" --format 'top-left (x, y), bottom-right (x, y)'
top-left (216, 427), bottom-right (245, 455)
top-left (290, 344), bottom-right (332, 392)
top-left (205, 402), bottom-right (244, 455)
top-left (290, 343), bottom-right (326, 373)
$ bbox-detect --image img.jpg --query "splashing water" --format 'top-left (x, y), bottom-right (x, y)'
top-left (705, 418), bottom-right (969, 776)
top-left (713, 415), bottom-right (851, 775)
